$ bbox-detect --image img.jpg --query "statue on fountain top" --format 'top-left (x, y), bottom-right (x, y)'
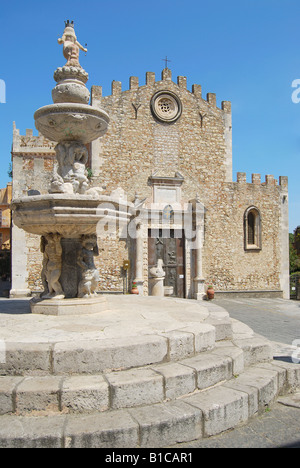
top-left (58, 20), bottom-right (87, 68)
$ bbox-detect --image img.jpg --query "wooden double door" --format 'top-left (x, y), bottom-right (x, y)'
top-left (148, 229), bottom-right (185, 298)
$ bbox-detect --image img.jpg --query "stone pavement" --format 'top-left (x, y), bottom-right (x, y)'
top-left (214, 297), bottom-right (300, 346)
top-left (175, 401), bottom-right (300, 448)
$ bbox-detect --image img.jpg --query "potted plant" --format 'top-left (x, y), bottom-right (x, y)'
top-left (206, 285), bottom-right (214, 300)
top-left (130, 282), bottom-right (139, 295)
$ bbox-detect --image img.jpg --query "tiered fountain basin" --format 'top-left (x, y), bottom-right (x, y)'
top-left (12, 194), bottom-right (132, 238)
top-left (12, 194), bottom-right (132, 315)
top-left (34, 103), bottom-right (109, 144)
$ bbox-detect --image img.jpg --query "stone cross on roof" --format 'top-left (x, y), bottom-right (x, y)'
top-left (162, 56), bottom-right (171, 69)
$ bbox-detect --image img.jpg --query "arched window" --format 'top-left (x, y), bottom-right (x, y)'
top-left (244, 207), bottom-right (261, 250)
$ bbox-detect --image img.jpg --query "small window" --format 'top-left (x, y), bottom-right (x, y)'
top-left (244, 207), bottom-right (261, 250)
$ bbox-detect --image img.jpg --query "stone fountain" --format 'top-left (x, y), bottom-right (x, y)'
top-left (12, 21), bottom-right (131, 315)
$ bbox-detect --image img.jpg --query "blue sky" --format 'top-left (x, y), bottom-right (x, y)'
top-left (0, 0), bottom-right (299, 231)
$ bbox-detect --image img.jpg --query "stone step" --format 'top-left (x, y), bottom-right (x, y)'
top-left (0, 297), bottom-right (237, 378)
top-left (0, 333), bottom-right (274, 416)
top-left (0, 343), bottom-right (245, 415)
top-left (0, 317), bottom-right (269, 379)
top-left (0, 361), bottom-right (298, 448)
top-left (0, 323), bottom-right (217, 377)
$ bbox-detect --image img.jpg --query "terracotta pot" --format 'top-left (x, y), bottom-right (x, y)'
top-left (206, 287), bottom-right (214, 300)
top-left (131, 286), bottom-right (139, 295)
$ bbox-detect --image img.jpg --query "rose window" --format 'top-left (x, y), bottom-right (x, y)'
top-left (150, 91), bottom-right (182, 123)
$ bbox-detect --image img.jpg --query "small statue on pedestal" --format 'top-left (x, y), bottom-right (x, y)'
top-left (58, 20), bottom-right (87, 68)
top-left (40, 233), bottom-right (65, 299)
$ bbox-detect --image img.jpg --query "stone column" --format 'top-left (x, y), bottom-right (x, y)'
top-left (193, 201), bottom-right (205, 300)
top-left (10, 225), bottom-right (31, 298)
top-left (134, 223), bottom-right (144, 295)
top-left (279, 177), bottom-right (289, 299)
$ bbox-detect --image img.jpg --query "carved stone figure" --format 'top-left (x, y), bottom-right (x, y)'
top-left (50, 142), bottom-right (89, 194)
top-left (149, 259), bottom-right (165, 279)
top-left (58, 20), bottom-right (87, 68)
top-left (77, 235), bottom-right (100, 298)
top-left (40, 233), bottom-right (65, 299)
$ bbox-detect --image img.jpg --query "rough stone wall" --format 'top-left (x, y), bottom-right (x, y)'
top-left (90, 69), bottom-right (231, 199)
top-left (201, 175), bottom-right (288, 292)
top-left (89, 69), bottom-right (288, 297)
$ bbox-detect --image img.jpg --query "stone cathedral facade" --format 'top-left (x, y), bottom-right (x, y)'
top-left (10, 68), bottom-right (290, 299)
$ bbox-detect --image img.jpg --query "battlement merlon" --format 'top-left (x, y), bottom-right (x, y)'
top-left (12, 123), bottom-right (56, 155)
top-left (90, 70), bottom-right (232, 113)
top-left (236, 172), bottom-right (288, 189)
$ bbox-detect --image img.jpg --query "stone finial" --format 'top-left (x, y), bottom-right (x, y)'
top-left (58, 20), bottom-right (87, 67)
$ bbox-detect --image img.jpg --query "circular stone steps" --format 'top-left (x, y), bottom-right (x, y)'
top-left (0, 361), bottom-right (299, 448)
top-left (0, 297), bottom-right (230, 377)
top-left (0, 343), bottom-right (245, 415)
top-left (0, 295), bottom-right (299, 447)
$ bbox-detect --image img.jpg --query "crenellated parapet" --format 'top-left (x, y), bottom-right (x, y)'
top-left (12, 122), bottom-right (56, 155)
top-left (236, 172), bottom-right (288, 190)
top-left (91, 68), bottom-right (232, 114)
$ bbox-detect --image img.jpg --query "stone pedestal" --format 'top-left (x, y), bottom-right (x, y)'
top-left (164, 286), bottom-right (174, 297)
top-left (149, 277), bottom-right (165, 297)
top-left (133, 223), bottom-right (144, 295)
top-left (194, 277), bottom-right (205, 301)
top-left (193, 201), bottom-right (205, 300)
top-left (149, 259), bottom-right (165, 297)
top-left (60, 238), bottom-right (82, 298)
top-left (30, 296), bottom-right (107, 316)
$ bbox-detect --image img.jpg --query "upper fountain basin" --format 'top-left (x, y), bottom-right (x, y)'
top-left (34, 103), bottom-right (109, 144)
top-left (12, 193), bottom-right (133, 238)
